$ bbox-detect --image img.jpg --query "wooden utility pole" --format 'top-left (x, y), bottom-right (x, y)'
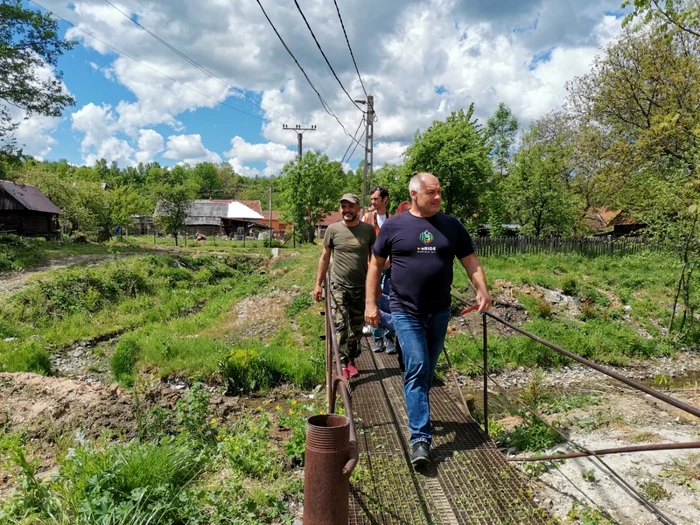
top-left (361, 95), bottom-right (374, 209)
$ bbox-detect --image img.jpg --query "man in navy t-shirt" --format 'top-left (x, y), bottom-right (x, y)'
top-left (365, 172), bottom-right (491, 467)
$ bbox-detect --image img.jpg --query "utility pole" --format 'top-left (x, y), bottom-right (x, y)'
top-left (268, 183), bottom-right (273, 235)
top-left (283, 124), bottom-right (316, 161)
top-left (283, 124), bottom-right (316, 244)
top-left (358, 95), bottom-right (374, 209)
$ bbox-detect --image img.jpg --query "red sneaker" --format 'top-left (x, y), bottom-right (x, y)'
top-left (346, 362), bottom-right (359, 378)
top-left (342, 367), bottom-right (350, 379)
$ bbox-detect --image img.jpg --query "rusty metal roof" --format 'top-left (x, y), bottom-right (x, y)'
top-left (0, 180), bottom-right (62, 214)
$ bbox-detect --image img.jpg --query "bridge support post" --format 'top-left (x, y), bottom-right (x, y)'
top-left (303, 414), bottom-right (351, 524)
top-left (483, 314), bottom-right (489, 437)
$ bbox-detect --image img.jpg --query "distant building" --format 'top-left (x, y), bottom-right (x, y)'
top-left (255, 210), bottom-right (293, 233)
top-left (155, 199), bottom-right (264, 237)
top-left (317, 210), bottom-right (343, 238)
top-left (0, 180), bottom-right (62, 238)
top-left (585, 207), bottom-right (621, 234)
top-left (607, 209), bottom-right (646, 237)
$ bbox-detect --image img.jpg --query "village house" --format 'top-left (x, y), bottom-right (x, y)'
top-left (181, 199), bottom-right (264, 237)
top-left (0, 180), bottom-right (62, 238)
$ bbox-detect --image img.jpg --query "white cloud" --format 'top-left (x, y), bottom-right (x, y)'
top-left (374, 142), bottom-right (407, 166)
top-left (163, 133), bottom-right (222, 164)
top-left (12, 113), bottom-right (60, 160)
top-left (227, 157), bottom-right (260, 178)
top-left (225, 136), bottom-right (295, 164)
top-left (135, 129), bottom-right (164, 163)
top-left (224, 136), bottom-right (295, 176)
top-left (46, 0), bottom-right (626, 167)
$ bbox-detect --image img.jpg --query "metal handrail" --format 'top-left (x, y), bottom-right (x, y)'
top-left (483, 309), bottom-right (700, 419)
top-left (323, 274), bottom-right (359, 475)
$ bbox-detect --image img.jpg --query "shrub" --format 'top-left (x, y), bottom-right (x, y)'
top-left (219, 348), bottom-right (281, 394)
top-left (219, 339), bottom-right (322, 394)
top-left (0, 341), bottom-right (51, 375)
top-left (111, 337), bottom-right (141, 384)
top-left (70, 231), bottom-right (88, 244)
top-left (533, 298), bottom-right (553, 319)
top-left (285, 292), bottom-right (313, 318)
top-left (497, 413), bottom-right (564, 452)
top-left (561, 277), bottom-right (578, 296)
top-left (577, 286), bottom-right (610, 307)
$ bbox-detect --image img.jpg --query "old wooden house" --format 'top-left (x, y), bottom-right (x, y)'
top-left (0, 180), bottom-right (62, 238)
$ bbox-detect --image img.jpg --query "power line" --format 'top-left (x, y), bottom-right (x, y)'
top-left (333, 0), bottom-right (367, 99)
top-left (344, 128), bottom-right (365, 166)
top-left (101, 0), bottom-right (294, 122)
top-left (254, 0), bottom-right (364, 150)
top-left (340, 118), bottom-right (364, 165)
top-left (293, 0), bottom-right (363, 113)
top-left (28, 0), bottom-right (265, 121)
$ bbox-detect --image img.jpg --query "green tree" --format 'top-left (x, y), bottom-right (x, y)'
top-left (0, 0), bottom-right (75, 168)
top-left (154, 183), bottom-right (196, 246)
top-left (279, 151), bottom-right (343, 243)
top-left (622, 0), bottom-right (700, 38)
top-left (110, 185), bottom-right (148, 239)
top-left (505, 127), bottom-right (576, 238)
top-left (404, 105), bottom-right (492, 221)
top-left (192, 162), bottom-right (222, 198)
top-left (486, 102), bottom-right (518, 178)
top-left (567, 29), bottom-right (700, 178)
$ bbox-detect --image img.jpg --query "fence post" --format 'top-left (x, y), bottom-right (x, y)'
top-left (483, 314), bottom-right (488, 437)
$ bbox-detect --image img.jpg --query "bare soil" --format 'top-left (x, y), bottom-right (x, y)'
top-left (524, 389), bottom-right (700, 524)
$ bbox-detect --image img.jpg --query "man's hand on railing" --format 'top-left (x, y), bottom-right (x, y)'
top-left (312, 284), bottom-right (323, 302)
top-left (476, 289), bottom-right (492, 313)
top-left (364, 303), bottom-right (380, 327)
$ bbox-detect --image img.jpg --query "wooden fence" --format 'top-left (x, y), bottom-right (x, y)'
top-left (473, 236), bottom-right (659, 258)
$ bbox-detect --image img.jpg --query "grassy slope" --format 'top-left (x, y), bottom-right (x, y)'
top-left (0, 235), bottom-right (149, 273)
top-left (451, 251), bottom-right (682, 370)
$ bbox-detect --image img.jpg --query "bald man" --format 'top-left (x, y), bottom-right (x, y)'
top-left (365, 172), bottom-right (491, 467)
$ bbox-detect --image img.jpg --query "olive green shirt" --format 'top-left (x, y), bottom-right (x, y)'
top-left (323, 221), bottom-right (376, 288)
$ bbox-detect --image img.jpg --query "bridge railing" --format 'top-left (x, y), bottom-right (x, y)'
top-left (323, 273), bottom-right (359, 475)
top-left (449, 294), bottom-right (700, 525)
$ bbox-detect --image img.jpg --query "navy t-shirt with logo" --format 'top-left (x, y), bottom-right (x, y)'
top-left (373, 212), bottom-right (474, 316)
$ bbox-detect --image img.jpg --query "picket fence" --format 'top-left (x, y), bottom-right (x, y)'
top-left (473, 236), bottom-right (658, 257)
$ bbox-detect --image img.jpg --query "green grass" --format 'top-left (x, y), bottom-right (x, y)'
top-left (0, 253), bottom-right (264, 376)
top-left (0, 386), bottom-right (308, 524)
top-left (0, 234), bottom-right (147, 273)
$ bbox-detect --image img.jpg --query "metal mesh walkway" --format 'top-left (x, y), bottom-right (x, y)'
top-left (349, 343), bottom-right (549, 525)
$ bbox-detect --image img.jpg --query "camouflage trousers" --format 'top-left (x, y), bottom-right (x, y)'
top-left (330, 282), bottom-right (365, 363)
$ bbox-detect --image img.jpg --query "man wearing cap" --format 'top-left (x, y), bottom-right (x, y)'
top-left (313, 193), bottom-right (376, 378)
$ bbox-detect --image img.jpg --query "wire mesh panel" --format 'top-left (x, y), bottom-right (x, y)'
top-left (348, 340), bottom-right (549, 524)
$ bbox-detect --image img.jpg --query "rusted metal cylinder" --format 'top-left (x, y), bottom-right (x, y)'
top-left (303, 414), bottom-right (351, 525)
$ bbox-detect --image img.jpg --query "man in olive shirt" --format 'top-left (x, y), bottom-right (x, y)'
top-left (313, 193), bottom-right (376, 378)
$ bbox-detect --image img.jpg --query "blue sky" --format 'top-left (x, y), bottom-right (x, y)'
top-left (10, 0), bottom-right (628, 176)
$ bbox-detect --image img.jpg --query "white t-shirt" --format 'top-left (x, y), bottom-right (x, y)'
top-left (376, 214), bottom-right (387, 228)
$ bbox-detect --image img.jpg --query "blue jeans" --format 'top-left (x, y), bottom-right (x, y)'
top-left (373, 271), bottom-right (395, 342)
top-left (392, 307), bottom-right (451, 445)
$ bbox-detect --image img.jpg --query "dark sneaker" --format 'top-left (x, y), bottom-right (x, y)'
top-left (410, 442), bottom-right (430, 467)
top-left (385, 337), bottom-right (396, 355)
top-left (373, 339), bottom-right (385, 353)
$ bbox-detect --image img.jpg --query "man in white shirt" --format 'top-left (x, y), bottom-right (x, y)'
top-left (362, 186), bottom-right (395, 354)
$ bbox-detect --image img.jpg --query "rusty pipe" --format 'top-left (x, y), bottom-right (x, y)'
top-left (331, 377), bottom-right (358, 474)
top-left (303, 414), bottom-right (353, 525)
top-left (508, 441), bottom-right (700, 462)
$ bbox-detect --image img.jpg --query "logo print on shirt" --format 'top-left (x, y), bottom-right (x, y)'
top-left (419, 230), bottom-right (434, 245)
